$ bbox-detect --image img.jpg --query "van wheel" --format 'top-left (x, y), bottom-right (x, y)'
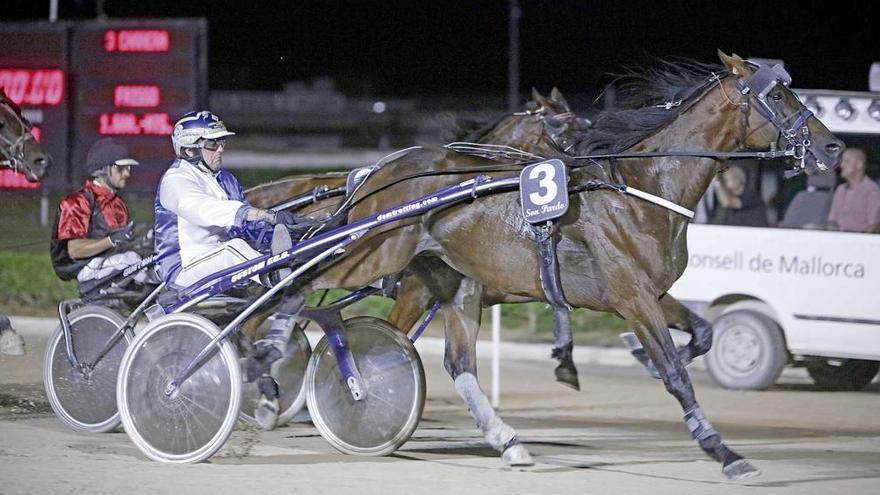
top-left (806, 359), bottom-right (879, 391)
top-left (706, 310), bottom-right (787, 390)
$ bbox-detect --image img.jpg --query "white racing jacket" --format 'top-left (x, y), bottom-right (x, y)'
top-left (154, 158), bottom-right (268, 286)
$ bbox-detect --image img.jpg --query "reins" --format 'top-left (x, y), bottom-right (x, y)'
top-left (308, 64), bottom-right (817, 228)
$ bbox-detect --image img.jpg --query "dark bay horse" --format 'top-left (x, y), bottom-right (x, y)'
top-left (0, 87), bottom-right (51, 356)
top-left (295, 53), bottom-right (843, 477)
top-left (243, 89), bottom-right (588, 386)
top-left (0, 87), bottom-right (50, 182)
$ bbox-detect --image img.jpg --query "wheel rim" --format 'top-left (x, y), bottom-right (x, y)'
top-left (307, 317), bottom-right (424, 456)
top-left (717, 323), bottom-right (764, 375)
top-left (240, 327), bottom-right (311, 425)
top-left (118, 315), bottom-right (241, 463)
top-left (44, 307), bottom-right (127, 432)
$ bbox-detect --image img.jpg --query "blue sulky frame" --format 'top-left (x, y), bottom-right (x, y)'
top-left (162, 174), bottom-right (522, 401)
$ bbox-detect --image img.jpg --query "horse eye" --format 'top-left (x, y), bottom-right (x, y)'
top-left (771, 92), bottom-right (784, 101)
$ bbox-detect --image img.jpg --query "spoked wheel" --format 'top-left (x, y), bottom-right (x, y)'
top-left (117, 313), bottom-right (241, 463)
top-left (240, 324), bottom-right (312, 426)
top-left (306, 316), bottom-right (425, 456)
top-left (43, 306), bottom-right (129, 433)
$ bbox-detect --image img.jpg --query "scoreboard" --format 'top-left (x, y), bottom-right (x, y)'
top-left (0, 23), bottom-right (69, 190)
top-left (0, 19), bottom-right (207, 191)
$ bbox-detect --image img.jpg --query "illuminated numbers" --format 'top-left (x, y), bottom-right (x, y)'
top-left (103, 30), bottom-right (170, 52)
top-left (104, 30), bottom-right (117, 51)
top-left (99, 112), bottom-right (173, 135)
top-left (0, 69), bottom-right (65, 106)
top-left (527, 162), bottom-right (559, 206)
top-left (114, 85), bottom-right (161, 108)
top-left (0, 169), bottom-right (40, 189)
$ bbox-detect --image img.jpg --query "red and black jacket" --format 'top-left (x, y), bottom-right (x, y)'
top-left (50, 179), bottom-right (131, 280)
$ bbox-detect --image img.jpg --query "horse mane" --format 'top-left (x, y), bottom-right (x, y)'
top-left (575, 59), bottom-right (723, 154)
top-left (0, 88), bottom-right (28, 124)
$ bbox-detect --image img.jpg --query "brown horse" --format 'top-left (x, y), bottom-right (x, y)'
top-left (0, 87), bottom-right (52, 355)
top-left (293, 52), bottom-right (843, 477)
top-left (245, 172), bottom-right (347, 211)
top-left (243, 89), bottom-right (588, 384)
top-left (0, 87), bottom-right (50, 182)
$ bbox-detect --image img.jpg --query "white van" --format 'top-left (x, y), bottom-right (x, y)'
top-left (670, 225), bottom-right (880, 390)
top-left (668, 88), bottom-right (880, 391)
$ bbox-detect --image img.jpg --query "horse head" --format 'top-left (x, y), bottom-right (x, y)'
top-left (475, 87), bottom-right (588, 155)
top-left (719, 51), bottom-right (844, 175)
top-left (0, 87), bottom-right (51, 182)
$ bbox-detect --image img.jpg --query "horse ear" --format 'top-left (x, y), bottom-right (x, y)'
top-left (550, 87), bottom-right (571, 111)
top-left (531, 87), bottom-right (544, 103)
top-left (717, 49), bottom-right (749, 76)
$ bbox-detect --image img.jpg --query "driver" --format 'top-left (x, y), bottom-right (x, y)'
top-left (154, 110), bottom-right (301, 288)
top-left (155, 111), bottom-right (306, 430)
top-left (50, 138), bottom-right (147, 287)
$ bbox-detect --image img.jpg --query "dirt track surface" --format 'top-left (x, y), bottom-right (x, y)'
top-left (1, 320), bottom-right (879, 495)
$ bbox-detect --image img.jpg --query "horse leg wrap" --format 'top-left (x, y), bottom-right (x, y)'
top-left (687, 313), bottom-right (714, 358)
top-left (253, 294), bottom-right (305, 366)
top-left (454, 373), bottom-right (516, 450)
top-left (256, 374), bottom-right (280, 401)
top-left (684, 406), bottom-right (719, 442)
top-left (254, 374), bottom-right (280, 430)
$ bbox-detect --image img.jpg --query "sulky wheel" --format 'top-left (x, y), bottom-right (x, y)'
top-left (306, 316), bottom-right (425, 456)
top-left (116, 313), bottom-right (241, 463)
top-left (43, 305), bottom-right (129, 433)
top-left (240, 324), bottom-right (312, 426)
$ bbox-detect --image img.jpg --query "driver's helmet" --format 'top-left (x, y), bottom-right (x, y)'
top-left (171, 110), bottom-right (235, 157)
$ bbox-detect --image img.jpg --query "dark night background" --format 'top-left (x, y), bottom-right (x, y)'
top-left (5, 0), bottom-right (877, 99)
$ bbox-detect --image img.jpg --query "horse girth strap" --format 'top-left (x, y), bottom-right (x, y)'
top-left (529, 221), bottom-right (573, 312)
top-left (529, 220), bottom-right (575, 363)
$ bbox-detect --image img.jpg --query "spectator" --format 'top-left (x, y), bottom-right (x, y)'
top-left (711, 164), bottom-right (769, 227)
top-left (827, 148), bottom-right (880, 233)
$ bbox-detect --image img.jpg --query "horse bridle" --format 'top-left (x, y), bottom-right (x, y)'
top-left (733, 62), bottom-right (818, 172)
top-left (566, 63), bottom-right (820, 176)
top-left (0, 99), bottom-right (38, 175)
top-left (513, 106), bottom-right (583, 154)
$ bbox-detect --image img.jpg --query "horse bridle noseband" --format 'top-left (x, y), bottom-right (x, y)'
top-left (0, 99), bottom-right (38, 175)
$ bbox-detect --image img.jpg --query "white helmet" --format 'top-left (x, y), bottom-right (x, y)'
top-left (171, 110), bottom-right (235, 157)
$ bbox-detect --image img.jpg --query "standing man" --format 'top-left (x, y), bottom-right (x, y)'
top-left (50, 138), bottom-right (144, 286)
top-left (827, 148), bottom-right (880, 233)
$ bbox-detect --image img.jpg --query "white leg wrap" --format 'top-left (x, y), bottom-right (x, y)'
top-left (454, 373), bottom-right (516, 450)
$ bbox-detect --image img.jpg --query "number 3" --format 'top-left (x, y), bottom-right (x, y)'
top-left (528, 163), bottom-right (557, 206)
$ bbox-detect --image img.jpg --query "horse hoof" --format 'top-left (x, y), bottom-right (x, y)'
top-left (723, 459), bottom-right (761, 480)
top-left (254, 396), bottom-right (279, 431)
top-left (554, 364), bottom-right (580, 390)
top-left (502, 443), bottom-right (534, 467)
top-left (0, 329), bottom-right (25, 356)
